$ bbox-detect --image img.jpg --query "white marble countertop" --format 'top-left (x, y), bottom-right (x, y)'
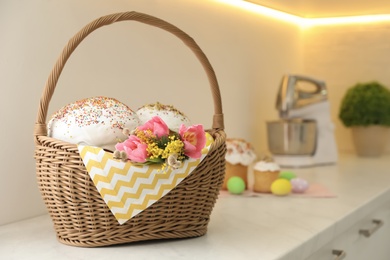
top-left (1, 154), bottom-right (390, 260)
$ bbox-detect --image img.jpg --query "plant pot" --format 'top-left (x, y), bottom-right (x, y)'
top-left (352, 126), bottom-right (390, 157)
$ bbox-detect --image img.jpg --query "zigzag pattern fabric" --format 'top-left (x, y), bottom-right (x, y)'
top-left (77, 133), bottom-right (214, 224)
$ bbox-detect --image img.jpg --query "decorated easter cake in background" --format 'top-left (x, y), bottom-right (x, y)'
top-left (47, 96), bottom-right (140, 151)
top-left (253, 157), bottom-right (280, 193)
top-left (222, 138), bottom-right (257, 190)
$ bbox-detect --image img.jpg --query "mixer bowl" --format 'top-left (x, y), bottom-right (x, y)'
top-left (267, 119), bottom-right (317, 155)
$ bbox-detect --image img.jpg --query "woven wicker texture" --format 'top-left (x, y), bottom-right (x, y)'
top-left (34, 11), bottom-right (226, 247)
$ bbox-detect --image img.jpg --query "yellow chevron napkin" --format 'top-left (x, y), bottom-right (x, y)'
top-left (77, 133), bottom-right (214, 225)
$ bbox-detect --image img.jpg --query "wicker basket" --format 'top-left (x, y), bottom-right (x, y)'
top-left (33, 11), bottom-right (226, 247)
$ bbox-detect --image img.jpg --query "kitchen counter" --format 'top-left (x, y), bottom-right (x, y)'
top-left (1, 154), bottom-right (390, 260)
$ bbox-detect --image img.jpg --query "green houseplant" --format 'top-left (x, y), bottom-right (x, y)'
top-left (339, 81), bottom-right (390, 156)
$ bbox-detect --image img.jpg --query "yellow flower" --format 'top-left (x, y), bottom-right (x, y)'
top-left (135, 129), bottom-right (155, 144)
top-left (162, 138), bottom-right (184, 159)
top-left (147, 142), bottom-right (164, 159)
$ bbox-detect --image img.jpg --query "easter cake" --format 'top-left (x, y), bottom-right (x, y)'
top-left (222, 138), bottom-right (257, 190)
top-left (47, 96), bottom-right (140, 151)
top-left (136, 102), bottom-right (191, 132)
top-left (253, 157), bottom-right (280, 193)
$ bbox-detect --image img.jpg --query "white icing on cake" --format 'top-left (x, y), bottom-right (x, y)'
top-left (225, 138), bottom-right (257, 166)
top-left (254, 160), bottom-right (280, 172)
top-left (136, 102), bottom-right (191, 132)
top-left (47, 96), bottom-right (140, 151)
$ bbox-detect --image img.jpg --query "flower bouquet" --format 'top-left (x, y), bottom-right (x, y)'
top-left (114, 116), bottom-right (206, 172)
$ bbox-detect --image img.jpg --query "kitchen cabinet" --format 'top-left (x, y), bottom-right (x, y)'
top-left (353, 204), bottom-right (390, 260)
top-left (306, 200), bottom-right (390, 260)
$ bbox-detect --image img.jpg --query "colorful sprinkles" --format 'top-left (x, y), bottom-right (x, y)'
top-left (137, 102), bottom-right (189, 123)
top-left (51, 96), bottom-right (135, 129)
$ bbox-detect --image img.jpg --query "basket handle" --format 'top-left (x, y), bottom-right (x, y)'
top-left (34, 11), bottom-right (224, 141)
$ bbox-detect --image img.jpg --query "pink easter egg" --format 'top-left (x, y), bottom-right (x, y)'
top-left (290, 178), bottom-right (309, 193)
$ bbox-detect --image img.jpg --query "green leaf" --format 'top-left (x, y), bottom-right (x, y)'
top-left (146, 158), bottom-right (164, 163)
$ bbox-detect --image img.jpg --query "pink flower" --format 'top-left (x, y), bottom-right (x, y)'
top-left (115, 135), bottom-right (148, 163)
top-left (137, 116), bottom-right (169, 137)
top-left (179, 124), bottom-right (206, 159)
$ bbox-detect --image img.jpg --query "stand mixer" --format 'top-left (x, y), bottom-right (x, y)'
top-left (268, 74), bottom-right (338, 167)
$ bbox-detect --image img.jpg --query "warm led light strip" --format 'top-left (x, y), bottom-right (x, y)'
top-left (309, 14), bottom-right (390, 26)
top-left (216, 0), bottom-right (304, 25)
top-left (217, 0), bottom-right (390, 27)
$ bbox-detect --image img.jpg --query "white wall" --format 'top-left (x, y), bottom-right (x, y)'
top-left (303, 22), bottom-right (390, 153)
top-left (0, 0), bottom-right (302, 225)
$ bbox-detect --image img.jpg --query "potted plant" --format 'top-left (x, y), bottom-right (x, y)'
top-left (339, 81), bottom-right (390, 157)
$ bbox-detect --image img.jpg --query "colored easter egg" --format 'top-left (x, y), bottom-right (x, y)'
top-left (291, 178), bottom-right (309, 193)
top-left (271, 179), bottom-right (292, 196)
top-left (279, 171), bottom-right (297, 181)
top-left (227, 176), bottom-right (246, 195)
